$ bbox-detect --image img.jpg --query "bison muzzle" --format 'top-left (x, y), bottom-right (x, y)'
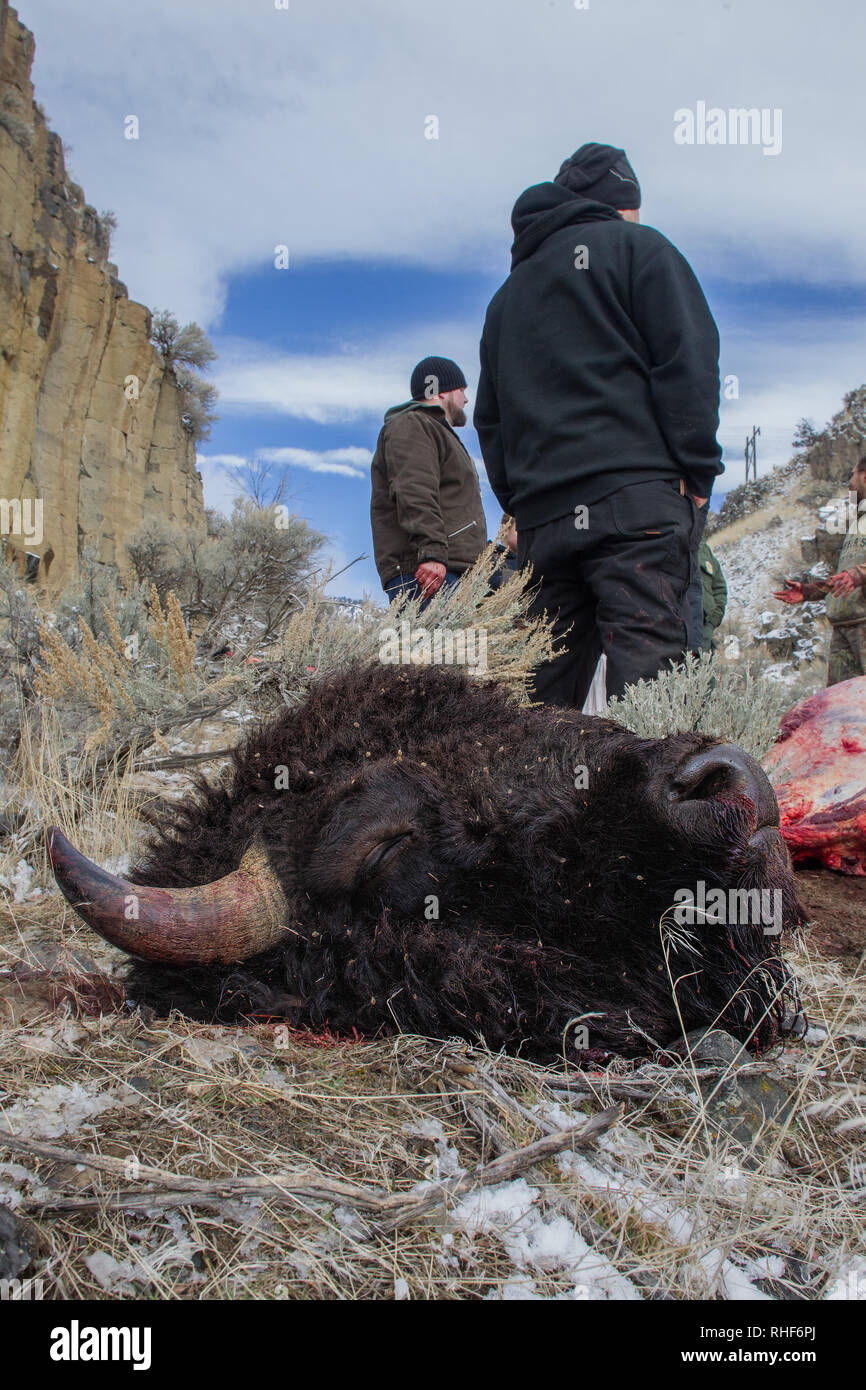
top-left (48, 665), bottom-right (806, 1060)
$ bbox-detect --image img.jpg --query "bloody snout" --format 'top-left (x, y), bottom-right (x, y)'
top-left (670, 744), bottom-right (780, 831)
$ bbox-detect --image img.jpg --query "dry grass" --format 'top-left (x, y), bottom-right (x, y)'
top-left (2, 774), bottom-right (864, 1303)
top-left (0, 917), bottom-right (863, 1301)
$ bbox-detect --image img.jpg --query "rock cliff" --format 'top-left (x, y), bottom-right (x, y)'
top-left (0, 1), bottom-right (205, 587)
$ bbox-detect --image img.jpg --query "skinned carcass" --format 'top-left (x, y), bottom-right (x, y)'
top-left (763, 675), bottom-right (866, 876)
top-left (49, 665), bottom-right (805, 1061)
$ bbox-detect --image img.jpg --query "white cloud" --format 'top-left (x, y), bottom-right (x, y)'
top-left (25, 0), bottom-right (866, 326)
top-left (210, 321), bottom-right (481, 422)
top-left (195, 453), bottom-right (247, 470)
top-left (257, 447), bottom-right (370, 479)
top-left (211, 345), bottom-right (403, 423)
top-left (196, 445), bottom-right (370, 497)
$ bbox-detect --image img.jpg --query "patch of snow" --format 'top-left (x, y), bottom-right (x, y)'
top-left (406, 1117), bottom-right (447, 1140)
top-left (182, 1037), bottom-right (239, 1070)
top-left (489, 1276), bottom-right (542, 1300)
top-left (17, 1018), bottom-right (87, 1056)
top-left (85, 1238), bottom-right (205, 1293)
top-left (2, 1081), bottom-right (139, 1139)
top-left (700, 1248), bottom-right (771, 1301)
top-left (453, 1177), bottom-right (539, 1234)
top-left (84, 1251), bottom-right (141, 1294)
top-left (745, 1254), bottom-right (785, 1281)
top-left (804, 1026), bottom-right (829, 1045)
top-left (452, 1177), bottom-right (639, 1300)
top-left (563, 1151), bottom-right (777, 1300)
top-left (0, 859), bottom-right (41, 902)
top-left (259, 1066), bottom-right (296, 1095)
top-left (532, 1100), bottom-right (588, 1132)
top-left (598, 1124), bottom-right (654, 1165)
top-left (562, 1150), bottom-right (693, 1248)
top-left (0, 1160), bottom-right (35, 1208)
top-left (333, 1205), bottom-right (366, 1237)
top-left (405, 1116), bottom-right (466, 1184)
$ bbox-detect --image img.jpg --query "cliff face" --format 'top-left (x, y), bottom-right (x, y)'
top-left (0, 1), bottom-right (205, 587)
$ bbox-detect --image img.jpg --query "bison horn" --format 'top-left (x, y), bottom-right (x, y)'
top-left (46, 827), bottom-right (289, 965)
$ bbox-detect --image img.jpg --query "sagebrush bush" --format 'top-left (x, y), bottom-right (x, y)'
top-left (249, 545), bottom-right (554, 712)
top-left (126, 499), bottom-right (325, 650)
top-left (31, 584), bottom-right (243, 763)
top-left (605, 651), bottom-right (794, 760)
top-left (0, 541), bottom-right (551, 793)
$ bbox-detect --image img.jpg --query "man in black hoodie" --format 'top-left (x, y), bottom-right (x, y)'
top-left (475, 143), bottom-right (724, 707)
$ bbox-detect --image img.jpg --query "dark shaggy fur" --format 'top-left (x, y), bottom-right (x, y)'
top-left (124, 665), bottom-right (805, 1060)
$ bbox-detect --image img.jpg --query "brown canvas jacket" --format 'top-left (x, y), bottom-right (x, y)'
top-left (370, 401), bottom-right (487, 587)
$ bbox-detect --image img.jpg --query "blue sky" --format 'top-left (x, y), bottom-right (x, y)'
top-left (21, 0), bottom-right (866, 599)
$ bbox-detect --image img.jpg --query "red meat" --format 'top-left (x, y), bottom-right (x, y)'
top-left (763, 676), bottom-right (866, 875)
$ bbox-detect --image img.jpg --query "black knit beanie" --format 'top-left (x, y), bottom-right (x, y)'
top-left (410, 356), bottom-right (467, 401)
top-left (554, 143), bottom-right (641, 210)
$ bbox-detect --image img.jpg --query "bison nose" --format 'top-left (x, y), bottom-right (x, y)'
top-left (670, 745), bottom-right (779, 829)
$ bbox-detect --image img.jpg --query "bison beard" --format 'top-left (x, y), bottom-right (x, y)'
top-left (54, 666), bottom-right (806, 1060)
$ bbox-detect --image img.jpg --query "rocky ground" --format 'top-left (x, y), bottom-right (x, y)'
top-left (709, 458), bottom-right (848, 687)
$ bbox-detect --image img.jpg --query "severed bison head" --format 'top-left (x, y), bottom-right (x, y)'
top-left (49, 665), bottom-right (806, 1060)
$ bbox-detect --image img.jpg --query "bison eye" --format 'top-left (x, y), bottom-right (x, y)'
top-left (361, 831), bottom-right (414, 877)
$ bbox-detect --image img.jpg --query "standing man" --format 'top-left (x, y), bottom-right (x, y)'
top-left (774, 455), bottom-right (866, 683)
top-left (474, 142), bottom-right (724, 706)
top-left (371, 356), bottom-right (486, 607)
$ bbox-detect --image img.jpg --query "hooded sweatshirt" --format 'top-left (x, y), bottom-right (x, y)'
top-left (474, 183), bottom-right (724, 528)
top-left (370, 400), bottom-right (486, 588)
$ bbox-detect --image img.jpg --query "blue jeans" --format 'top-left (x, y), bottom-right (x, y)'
top-left (385, 570), bottom-right (460, 613)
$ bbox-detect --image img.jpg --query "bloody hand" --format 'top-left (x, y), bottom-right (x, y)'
top-left (773, 580), bottom-right (806, 605)
top-left (415, 560), bottom-right (447, 596)
top-left (827, 569), bottom-right (857, 597)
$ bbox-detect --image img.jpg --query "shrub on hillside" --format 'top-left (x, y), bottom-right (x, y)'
top-left (150, 310), bottom-right (219, 442)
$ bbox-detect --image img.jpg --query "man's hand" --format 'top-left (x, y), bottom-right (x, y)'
top-left (773, 579), bottom-right (806, 605)
top-left (415, 560), bottom-right (447, 596)
top-left (690, 494), bottom-right (709, 508)
top-left (827, 569), bottom-right (858, 597)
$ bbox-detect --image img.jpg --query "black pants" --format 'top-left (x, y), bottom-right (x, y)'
top-left (519, 478), bottom-right (707, 708)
